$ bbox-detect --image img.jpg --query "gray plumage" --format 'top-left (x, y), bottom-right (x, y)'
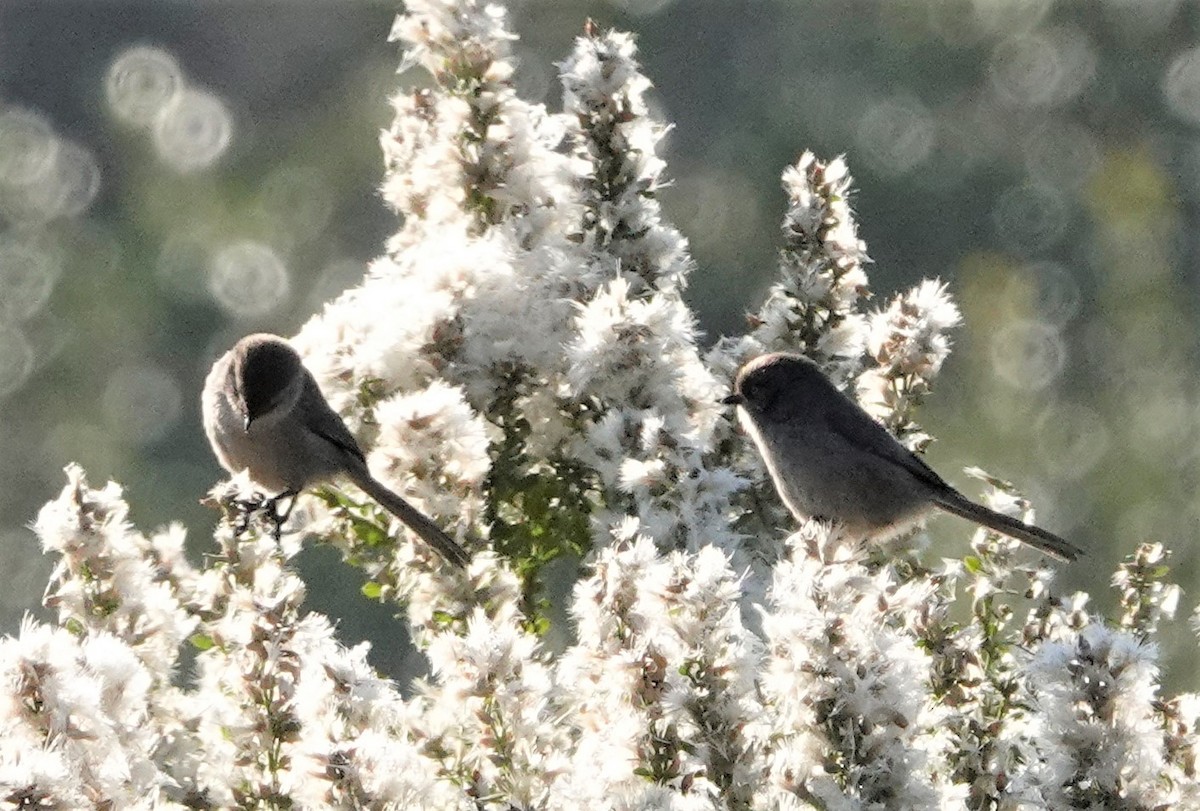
top-left (202, 333), bottom-right (471, 568)
top-left (724, 352), bottom-right (1082, 562)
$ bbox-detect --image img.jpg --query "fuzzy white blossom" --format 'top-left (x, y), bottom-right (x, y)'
top-left (369, 380), bottom-right (494, 527)
top-left (715, 152), bottom-right (871, 389)
top-left (1115, 542), bottom-right (1181, 636)
top-left (560, 25), bottom-right (688, 296)
top-left (35, 464), bottom-right (198, 674)
top-left (556, 26), bottom-right (738, 565)
top-left (555, 534), bottom-right (760, 809)
top-left (754, 523), bottom-right (956, 808)
top-left (1020, 624), bottom-right (1174, 808)
top-left (421, 605), bottom-right (565, 806)
top-left (856, 279), bottom-right (961, 448)
top-left (0, 618), bottom-right (176, 808)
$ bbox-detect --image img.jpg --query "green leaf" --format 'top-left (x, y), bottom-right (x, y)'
top-left (524, 614), bottom-right (551, 636)
top-left (190, 633), bottom-right (215, 651)
top-left (432, 610), bottom-right (458, 627)
top-left (361, 581), bottom-right (383, 600)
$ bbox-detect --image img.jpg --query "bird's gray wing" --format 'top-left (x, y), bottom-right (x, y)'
top-left (823, 390), bottom-right (1083, 562)
top-left (301, 382), bottom-right (367, 464)
top-left (823, 399), bottom-right (951, 494)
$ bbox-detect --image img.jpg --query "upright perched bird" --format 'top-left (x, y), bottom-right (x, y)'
top-left (723, 352), bottom-right (1082, 561)
top-left (202, 333), bottom-right (471, 568)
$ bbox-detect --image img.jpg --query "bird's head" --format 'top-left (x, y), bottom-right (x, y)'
top-left (721, 352), bottom-right (832, 423)
top-left (232, 334), bottom-right (305, 430)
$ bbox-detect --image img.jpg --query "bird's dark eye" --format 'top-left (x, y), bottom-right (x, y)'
top-left (743, 376), bottom-right (779, 411)
top-left (744, 380), bottom-right (772, 409)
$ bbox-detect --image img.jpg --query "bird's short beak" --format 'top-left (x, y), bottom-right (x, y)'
top-left (243, 415), bottom-right (253, 432)
top-left (721, 393), bottom-right (745, 406)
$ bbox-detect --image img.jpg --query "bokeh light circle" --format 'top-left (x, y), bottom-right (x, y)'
top-left (856, 96), bottom-right (936, 176)
top-left (1028, 261), bottom-right (1081, 325)
top-left (1033, 402), bottom-right (1110, 481)
top-left (0, 325), bottom-right (35, 399)
top-left (258, 167), bottom-right (334, 244)
top-left (992, 183), bottom-right (1069, 255)
top-left (154, 88), bottom-right (233, 173)
top-left (990, 28), bottom-right (1095, 109)
top-left (0, 239), bottom-right (62, 321)
top-left (1163, 46), bottom-right (1200, 127)
top-left (209, 241), bottom-right (291, 318)
top-left (24, 140), bottom-right (102, 221)
top-left (0, 110), bottom-right (58, 188)
top-left (1022, 121), bottom-right (1100, 192)
top-left (106, 45), bottom-right (184, 127)
top-left (990, 319), bottom-right (1065, 390)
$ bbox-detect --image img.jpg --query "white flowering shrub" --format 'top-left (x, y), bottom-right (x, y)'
top-left (4, 2), bottom-right (1198, 809)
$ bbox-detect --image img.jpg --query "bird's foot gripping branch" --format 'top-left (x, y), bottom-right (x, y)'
top-left (205, 478), bottom-right (297, 541)
top-left (9, 3), bottom-right (1200, 808)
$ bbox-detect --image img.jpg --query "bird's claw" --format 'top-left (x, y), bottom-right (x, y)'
top-left (264, 492), bottom-right (298, 540)
top-left (223, 491), bottom-right (297, 541)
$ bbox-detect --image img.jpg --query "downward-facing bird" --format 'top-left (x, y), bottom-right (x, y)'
top-left (202, 333), bottom-right (471, 568)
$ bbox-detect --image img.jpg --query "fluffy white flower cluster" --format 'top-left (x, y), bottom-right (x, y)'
top-left (756, 523), bottom-right (961, 809)
top-left (1023, 624), bottom-right (1173, 807)
top-left (561, 25), bottom-right (688, 297)
top-left (5, 2), bottom-right (1199, 808)
top-left (856, 279), bottom-right (962, 448)
top-left (720, 152), bottom-right (871, 389)
top-left (556, 531), bottom-right (761, 807)
top-left (0, 620), bottom-right (163, 808)
top-left (36, 464), bottom-right (197, 676)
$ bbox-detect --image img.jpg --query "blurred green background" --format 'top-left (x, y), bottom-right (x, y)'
top-left (2, 0), bottom-right (1198, 686)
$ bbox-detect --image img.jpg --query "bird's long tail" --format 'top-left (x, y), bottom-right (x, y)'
top-left (348, 468), bottom-right (471, 569)
top-left (932, 489), bottom-right (1083, 562)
